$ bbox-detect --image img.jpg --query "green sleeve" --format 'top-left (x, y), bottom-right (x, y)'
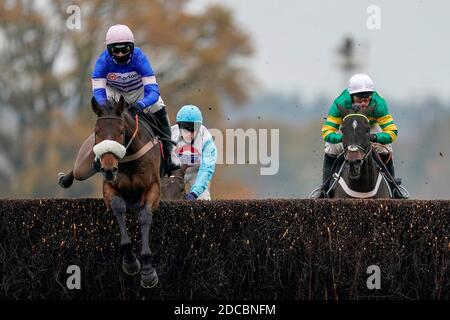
top-left (324, 132), bottom-right (343, 143)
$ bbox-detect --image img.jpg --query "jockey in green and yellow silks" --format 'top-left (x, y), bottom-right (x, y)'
top-left (310, 73), bottom-right (408, 199)
top-left (322, 90), bottom-right (397, 145)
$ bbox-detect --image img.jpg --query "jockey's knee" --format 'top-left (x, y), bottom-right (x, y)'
top-left (374, 143), bottom-right (393, 155)
top-left (143, 97), bottom-right (166, 114)
top-left (324, 142), bottom-right (343, 156)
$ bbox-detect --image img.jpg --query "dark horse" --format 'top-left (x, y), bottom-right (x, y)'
top-left (328, 105), bottom-right (392, 199)
top-left (62, 96), bottom-right (161, 288)
top-left (160, 164), bottom-right (188, 200)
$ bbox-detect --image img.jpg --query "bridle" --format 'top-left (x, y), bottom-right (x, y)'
top-left (93, 114), bottom-right (158, 164)
top-left (95, 114), bottom-right (139, 150)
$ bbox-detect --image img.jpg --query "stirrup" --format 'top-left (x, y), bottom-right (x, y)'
top-left (395, 185), bottom-right (409, 199)
top-left (309, 187), bottom-right (325, 199)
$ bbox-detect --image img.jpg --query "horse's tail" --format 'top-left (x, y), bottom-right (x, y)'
top-left (58, 171), bottom-right (74, 189)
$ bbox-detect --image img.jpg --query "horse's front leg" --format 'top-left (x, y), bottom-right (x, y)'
top-left (103, 183), bottom-right (141, 275)
top-left (139, 181), bottom-right (160, 288)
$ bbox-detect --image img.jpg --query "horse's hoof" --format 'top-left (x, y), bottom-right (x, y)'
top-left (140, 269), bottom-right (159, 289)
top-left (122, 256), bottom-right (141, 275)
top-left (58, 172), bottom-right (73, 189)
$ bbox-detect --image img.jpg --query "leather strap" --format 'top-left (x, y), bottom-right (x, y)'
top-left (120, 140), bottom-right (156, 163)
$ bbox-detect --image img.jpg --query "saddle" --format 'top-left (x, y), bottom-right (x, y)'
top-left (124, 111), bottom-right (166, 177)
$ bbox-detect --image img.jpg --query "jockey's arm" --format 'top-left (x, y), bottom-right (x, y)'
top-left (91, 54), bottom-right (109, 106)
top-left (135, 51), bottom-right (160, 110)
top-left (321, 101), bottom-right (343, 144)
top-left (372, 99), bottom-right (398, 144)
top-left (190, 139), bottom-right (218, 197)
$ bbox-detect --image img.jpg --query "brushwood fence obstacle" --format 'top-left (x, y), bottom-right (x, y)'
top-left (0, 199), bottom-right (448, 299)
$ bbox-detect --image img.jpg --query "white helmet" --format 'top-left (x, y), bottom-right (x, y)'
top-left (105, 24), bottom-right (135, 45)
top-left (348, 74), bottom-right (374, 95)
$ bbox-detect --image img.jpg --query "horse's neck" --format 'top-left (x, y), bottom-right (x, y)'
top-left (346, 155), bottom-right (379, 192)
top-left (125, 114), bottom-right (157, 155)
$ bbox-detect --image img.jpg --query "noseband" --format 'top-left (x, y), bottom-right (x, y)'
top-left (93, 114), bottom-right (141, 162)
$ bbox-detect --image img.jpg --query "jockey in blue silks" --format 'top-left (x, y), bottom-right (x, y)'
top-left (92, 24), bottom-right (179, 176)
top-left (171, 105), bottom-right (217, 200)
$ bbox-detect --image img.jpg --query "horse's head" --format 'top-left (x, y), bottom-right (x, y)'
top-left (337, 104), bottom-right (375, 179)
top-left (160, 164), bottom-right (188, 200)
top-left (91, 96), bottom-right (128, 182)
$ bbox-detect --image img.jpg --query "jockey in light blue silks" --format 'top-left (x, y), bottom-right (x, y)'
top-left (171, 105), bottom-right (217, 201)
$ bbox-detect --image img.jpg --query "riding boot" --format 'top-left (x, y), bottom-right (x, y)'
top-left (152, 108), bottom-right (180, 177)
top-left (310, 154), bottom-right (336, 199)
top-left (378, 153), bottom-right (409, 199)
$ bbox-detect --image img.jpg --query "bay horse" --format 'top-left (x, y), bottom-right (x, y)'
top-left (328, 105), bottom-right (392, 199)
top-left (63, 96), bottom-right (161, 288)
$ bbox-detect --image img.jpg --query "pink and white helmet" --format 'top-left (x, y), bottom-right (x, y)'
top-left (105, 24), bottom-right (135, 45)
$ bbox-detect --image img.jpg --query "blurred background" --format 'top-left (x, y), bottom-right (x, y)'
top-left (0, 0), bottom-right (449, 199)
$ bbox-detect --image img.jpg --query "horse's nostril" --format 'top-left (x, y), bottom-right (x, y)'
top-left (104, 170), bottom-right (114, 181)
top-left (113, 167), bottom-right (118, 174)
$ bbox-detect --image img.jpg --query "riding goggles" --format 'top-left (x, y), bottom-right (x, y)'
top-left (177, 121), bottom-right (198, 132)
top-left (107, 42), bottom-right (134, 55)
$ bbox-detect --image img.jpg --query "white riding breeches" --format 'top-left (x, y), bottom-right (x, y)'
top-left (184, 167), bottom-right (211, 200)
top-left (106, 85), bottom-right (165, 114)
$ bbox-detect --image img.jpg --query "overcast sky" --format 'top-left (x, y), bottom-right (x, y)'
top-left (189, 0), bottom-right (450, 104)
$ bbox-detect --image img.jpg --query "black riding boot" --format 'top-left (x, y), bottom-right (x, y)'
top-left (378, 153), bottom-right (408, 199)
top-left (152, 108), bottom-right (180, 177)
top-left (310, 154), bottom-right (336, 199)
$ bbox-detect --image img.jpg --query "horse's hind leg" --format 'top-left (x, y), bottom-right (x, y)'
top-left (139, 182), bottom-right (160, 288)
top-left (104, 184), bottom-right (141, 275)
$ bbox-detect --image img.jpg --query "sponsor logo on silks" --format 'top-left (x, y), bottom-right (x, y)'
top-left (107, 72), bottom-right (140, 82)
top-left (107, 73), bottom-right (117, 81)
top-left (176, 145), bottom-right (201, 165)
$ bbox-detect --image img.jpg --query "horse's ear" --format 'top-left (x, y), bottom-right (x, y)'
top-left (351, 103), bottom-right (362, 113)
top-left (363, 104), bottom-right (376, 117)
top-left (91, 97), bottom-right (101, 116)
top-left (117, 95), bottom-right (126, 115)
top-left (336, 104), bottom-right (349, 117)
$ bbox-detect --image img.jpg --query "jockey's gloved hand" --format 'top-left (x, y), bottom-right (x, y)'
top-left (369, 133), bottom-right (378, 142)
top-left (185, 192), bottom-right (198, 201)
top-left (128, 103), bottom-right (143, 117)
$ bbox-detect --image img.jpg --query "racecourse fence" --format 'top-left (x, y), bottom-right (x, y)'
top-left (0, 199), bottom-right (448, 300)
